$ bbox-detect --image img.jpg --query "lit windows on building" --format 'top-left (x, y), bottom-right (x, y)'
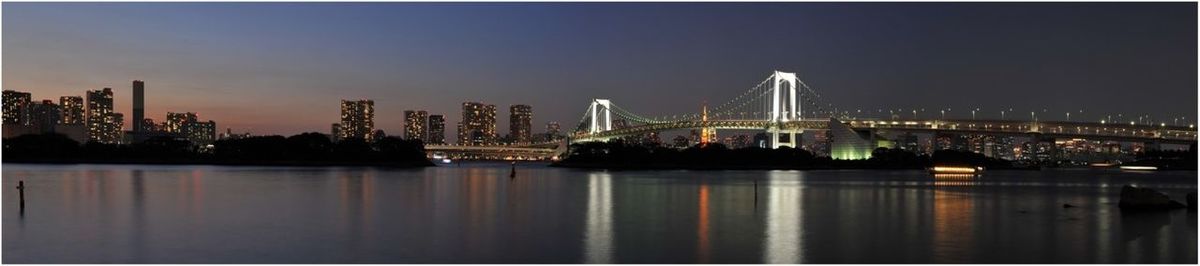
top-left (3, 90), bottom-right (31, 125)
top-left (509, 104), bottom-right (533, 143)
top-left (339, 100), bottom-right (375, 141)
top-left (459, 102), bottom-right (497, 145)
top-left (404, 110), bottom-right (429, 141)
top-left (427, 115), bottom-right (446, 145)
top-left (59, 96), bottom-right (84, 125)
top-left (86, 88), bottom-right (121, 144)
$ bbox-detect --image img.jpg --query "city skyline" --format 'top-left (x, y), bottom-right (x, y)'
top-left (2, 3), bottom-right (1195, 136)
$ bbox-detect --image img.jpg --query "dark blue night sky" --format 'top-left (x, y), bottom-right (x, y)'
top-left (3, 2), bottom-right (1195, 135)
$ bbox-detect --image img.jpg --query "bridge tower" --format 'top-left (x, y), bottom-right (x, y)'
top-left (588, 99), bottom-right (613, 134)
top-left (767, 71), bottom-right (803, 149)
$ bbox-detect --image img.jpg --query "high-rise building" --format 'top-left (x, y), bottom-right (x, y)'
top-left (86, 88), bottom-right (121, 143)
top-left (3, 90), bottom-right (31, 125)
top-left (427, 115), bottom-right (446, 145)
top-left (339, 100), bottom-right (374, 140)
top-left (165, 112), bottom-right (198, 134)
top-left (459, 102), bottom-right (496, 145)
top-left (59, 96), bottom-right (84, 125)
top-left (189, 120), bottom-right (217, 146)
top-left (164, 112), bottom-right (216, 145)
top-left (404, 110), bottom-right (429, 141)
top-left (132, 80), bottom-right (145, 133)
top-left (28, 100), bottom-right (61, 133)
top-left (111, 112), bottom-right (124, 142)
top-left (509, 104), bottom-right (533, 143)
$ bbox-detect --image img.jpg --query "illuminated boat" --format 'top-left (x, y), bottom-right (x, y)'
top-left (929, 166), bottom-right (984, 175)
top-left (1119, 165), bottom-right (1158, 171)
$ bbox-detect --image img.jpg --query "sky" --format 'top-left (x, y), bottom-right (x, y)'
top-left (3, 2), bottom-right (1196, 138)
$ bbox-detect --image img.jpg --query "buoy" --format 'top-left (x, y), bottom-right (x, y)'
top-left (17, 180), bottom-right (25, 210)
top-left (510, 161), bottom-right (517, 178)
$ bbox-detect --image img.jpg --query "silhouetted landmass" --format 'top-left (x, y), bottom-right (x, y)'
top-left (551, 140), bottom-right (1017, 170)
top-left (3, 133), bottom-right (433, 167)
top-left (1123, 143), bottom-right (1198, 170)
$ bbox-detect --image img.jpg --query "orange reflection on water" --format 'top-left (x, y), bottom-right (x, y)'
top-left (697, 183), bottom-right (711, 263)
top-left (932, 189), bottom-right (975, 263)
top-left (933, 174), bottom-right (981, 187)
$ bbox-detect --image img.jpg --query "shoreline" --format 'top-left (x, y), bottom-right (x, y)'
top-left (2, 158), bottom-right (435, 168)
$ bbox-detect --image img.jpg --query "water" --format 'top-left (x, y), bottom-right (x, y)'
top-left (2, 162), bottom-right (1196, 263)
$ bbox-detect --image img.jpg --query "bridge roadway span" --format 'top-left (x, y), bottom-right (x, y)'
top-left (573, 119), bottom-right (1198, 145)
top-left (426, 119), bottom-right (1197, 159)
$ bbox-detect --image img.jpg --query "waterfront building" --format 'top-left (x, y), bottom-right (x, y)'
top-left (459, 102), bottom-right (497, 145)
top-left (3, 90), bottom-right (31, 125)
top-left (427, 115), bottom-right (446, 144)
top-left (190, 120), bottom-right (217, 145)
top-left (132, 80), bottom-right (145, 133)
top-left (86, 88), bottom-right (122, 144)
top-left (165, 112), bottom-right (198, 134)
top-left (339, 99), bottom-right (375, 140)
top-left (509, 104), bottom-right (533, 143)
top-left (28, 100), bottom-right (60, 133)
top-left (59, 96), bottom-right (84, 125)
top-left (404, 110), bottom-right (429, 141)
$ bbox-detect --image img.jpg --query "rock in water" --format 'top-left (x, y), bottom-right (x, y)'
top-left (1119, 185), bottom-right (1185, 211)
top-left (1062, 204), bottom-right (1076, 208)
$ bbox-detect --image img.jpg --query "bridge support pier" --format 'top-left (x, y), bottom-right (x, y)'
top-left (768, 128), bottom-right (803, 149)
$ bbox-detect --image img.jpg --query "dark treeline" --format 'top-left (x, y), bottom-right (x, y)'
top-left (1127, 143), bottom-right (1198, 170)
top-left (552, 140), bottom-right (1014, 170)
top-left (3, 132), bottom-right (432, 167)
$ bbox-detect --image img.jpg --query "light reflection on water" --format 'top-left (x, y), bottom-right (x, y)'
top-left (2, 163), bottom-right (1196, 263)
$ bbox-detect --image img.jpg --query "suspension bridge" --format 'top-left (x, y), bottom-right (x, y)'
top-left (428, 71), bottom-right (1198, 160)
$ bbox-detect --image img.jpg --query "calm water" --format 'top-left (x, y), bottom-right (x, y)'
top-left (2, 162), bottom-right (1196, 263)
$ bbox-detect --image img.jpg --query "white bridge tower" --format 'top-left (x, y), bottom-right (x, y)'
top-left (588, 99), bottom-right (613, 134)
top-left (767, 71), bottom-right (804, 149)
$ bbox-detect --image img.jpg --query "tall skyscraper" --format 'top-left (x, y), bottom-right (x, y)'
top-left (59, 96), bottom-right (84, 125)
top-left (459, 102), bottom-right (496, 145)
top-left (404, 110), bottom-right (429, 141)
top-left (339, 100), bottom-right (374, 140)
top-left (86, 88), bottom-right (120, 143)
top-left (509, 104), bottom-right (533, 143)
top-left (3, 90), bottom-right (31, 125)
top-left (427, 114), bottom-right (446, 145)
top-left (132, 80), bottom-right (145, 133)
